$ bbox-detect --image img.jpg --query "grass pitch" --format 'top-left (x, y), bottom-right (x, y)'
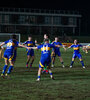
top-left (0, 48), bottom-right (90, 100)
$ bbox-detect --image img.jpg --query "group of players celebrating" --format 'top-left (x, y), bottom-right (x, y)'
top-left (0, 34), bottom-right (90, 81)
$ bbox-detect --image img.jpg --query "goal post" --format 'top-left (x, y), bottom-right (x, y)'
top-left (0, 33), bottom-right (21, 42)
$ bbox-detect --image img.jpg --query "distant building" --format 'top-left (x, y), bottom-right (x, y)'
top-left (0, 8), bottom-right (81, 36)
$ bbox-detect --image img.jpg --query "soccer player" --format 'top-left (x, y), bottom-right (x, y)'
top-left (68, 39), bottom-right (85, 68)
top-left (51, 37), bottom-right (66, 68)
top-left (0, 34), bottom-right (29, 77)
top-left (30, 39), bottom-right (61, 81)
top-left (42, 34), bottom-right (52, 73)
top-left (23, 36), bottom-right (35, 68)
top-left (83, 44), bottom-right (90, 53)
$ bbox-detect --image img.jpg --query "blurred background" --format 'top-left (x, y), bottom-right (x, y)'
top-left (0, 0), bottom-right (90, 43)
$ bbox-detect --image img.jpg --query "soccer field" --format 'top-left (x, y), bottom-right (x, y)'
top-left (0, 48), bottom-right (90, 100)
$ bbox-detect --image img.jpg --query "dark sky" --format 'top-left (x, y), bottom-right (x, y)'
top-left (0, 0), bottom-right (90, 34)
top-left (0, 0), bottom-right (89, 11)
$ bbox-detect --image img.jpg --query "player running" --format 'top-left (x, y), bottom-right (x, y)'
top-left (23, 36), bottom-right (35, 68)
top-left (42, 34), bottom-right (52, 73)
top-left (0, 34), bottom-right (29, 77)
top-left (68, 39), bottom-right (85, 68)
top-left (30, 39), bottom-right (61, 81)
top-left (51, 37), bottom-right (66, 68)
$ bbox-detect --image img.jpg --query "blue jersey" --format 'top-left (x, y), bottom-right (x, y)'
top-left (24, 41), bottom-right (35, 50)
top-left (24, 41), bottom-right (35, 47)
top-left (52, 42), bottom-right (62, 52)
top-left (4, 39), bottom-right (19, 54)
top-left (37, 43), bottom-right (55, 58)
top-left (71, 44), bottom-right (82, 54)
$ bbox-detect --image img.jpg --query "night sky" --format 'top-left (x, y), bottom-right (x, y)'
top-left (0, 0), bottom-right (90, 34)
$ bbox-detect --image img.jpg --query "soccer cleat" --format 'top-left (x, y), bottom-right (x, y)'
top-left (51, 76), bottom-right (55, 80)
top-left (51, 64), bottom-right (54, 68)
top-left (36, 78), bottom-right (40, 81)
top-left (83, 66), bottom-right (86, 69)
top-left (70, 66), bottom-right (72, 68)
top-left (62, 65), bottom-right (65, 68)
top-left (1, 73), bottom-right (5, 78)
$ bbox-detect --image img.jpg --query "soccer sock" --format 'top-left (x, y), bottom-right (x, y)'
top-left (2, 65), bottom-right (8, 74)
top-left (61, 62), bottom-right (64, 65)
top-left (7, 65), bottom-right (13, 74)
top-left (70, 61), bottom-right (74, 66)
top-left (80, 61), bottom-right (84, 67)
top-left (38, 75), bottom-right (40, 79)
top-left (52, 61), bottom-right (54, 65)
top-left (49, 70), bottom-right (53, 78)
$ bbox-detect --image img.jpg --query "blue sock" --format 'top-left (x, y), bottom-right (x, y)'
top-left (52, 62), bottom-right (54, 65)
top-left (80, 61), bottom-right (84, 67)
top-left (7, 66), bottom-right (13, 74)
top-left (61, 62), bottom-right (64, 65)
top-left (50, 73), bottom-right (52, 75)
top-left (38, 76), bottom-right (40, 78)
top-left (2, 65), bottom-right (8, 74)
top-left (70, 61), bottom-right (74, 66)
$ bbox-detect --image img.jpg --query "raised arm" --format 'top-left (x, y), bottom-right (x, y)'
top-left (29, 47), bottom-right (38, 50)
top-left (62, 45), bottom-right (66, 51)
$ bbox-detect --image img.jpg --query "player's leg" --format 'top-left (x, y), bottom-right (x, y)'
top-left (37, 67), bottom-right (42, 81)
top-left (30, 50), bottom-right (35, 67)
top-left (1, 58), bottom-right (8, 76)
top-left (51, 51), bottom-right (55, 67)
top-left (58, 52), bottom-right (65, 68)
top-left (26, 50), bottom-right (31, 68)
top-left (30, 56), bottom-right (34, 67)
top-left (1, 53), bottom-right (8, 76)
top-left (47, 63), bottom-right (54, 80)
top-left (36, 59), bottom-right (45, 81)
top-left (5, 55), bottom-right (14, 76)
top-left (78, 54), bottom-right (85, 68)
top-left (26, 55), bottom-right (31, 68)
top-left (70, 54), bottom-right (76, 68)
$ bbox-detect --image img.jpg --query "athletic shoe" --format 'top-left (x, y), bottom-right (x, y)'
top-left (62, 65), bottom-right (65, 68)
top-left (1, 73), bottom-right (5, 78)
top-left (36, 78), bottom-right (40, 81)
top-left (51, 64), bottom-right (54, 68)
top-left (51, 76), bottom-right (55, 80)
top-left (70, 66), bottom-right (72, 68)
top-left (83, 66), bottom-right (86, 69)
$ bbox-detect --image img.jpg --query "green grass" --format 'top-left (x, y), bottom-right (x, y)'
top-left (0, 48), bottom-right (90, 100)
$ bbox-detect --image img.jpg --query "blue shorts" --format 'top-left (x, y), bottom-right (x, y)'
top-left (72, 53), bottom-right (82, 59)
top-left (39, 56), bottom-right (51, 68)
top-left (4, 52), bottom-right (14, 61)
top-left (55, 51), bottom-right (61, 57)
top-left (27, 49), bottom-right (34, 56)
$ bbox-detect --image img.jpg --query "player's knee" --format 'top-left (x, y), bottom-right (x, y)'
top-left (79, 58), bottom-right (82, 61)
top-left (72, 58), bottom-right (75, 61)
